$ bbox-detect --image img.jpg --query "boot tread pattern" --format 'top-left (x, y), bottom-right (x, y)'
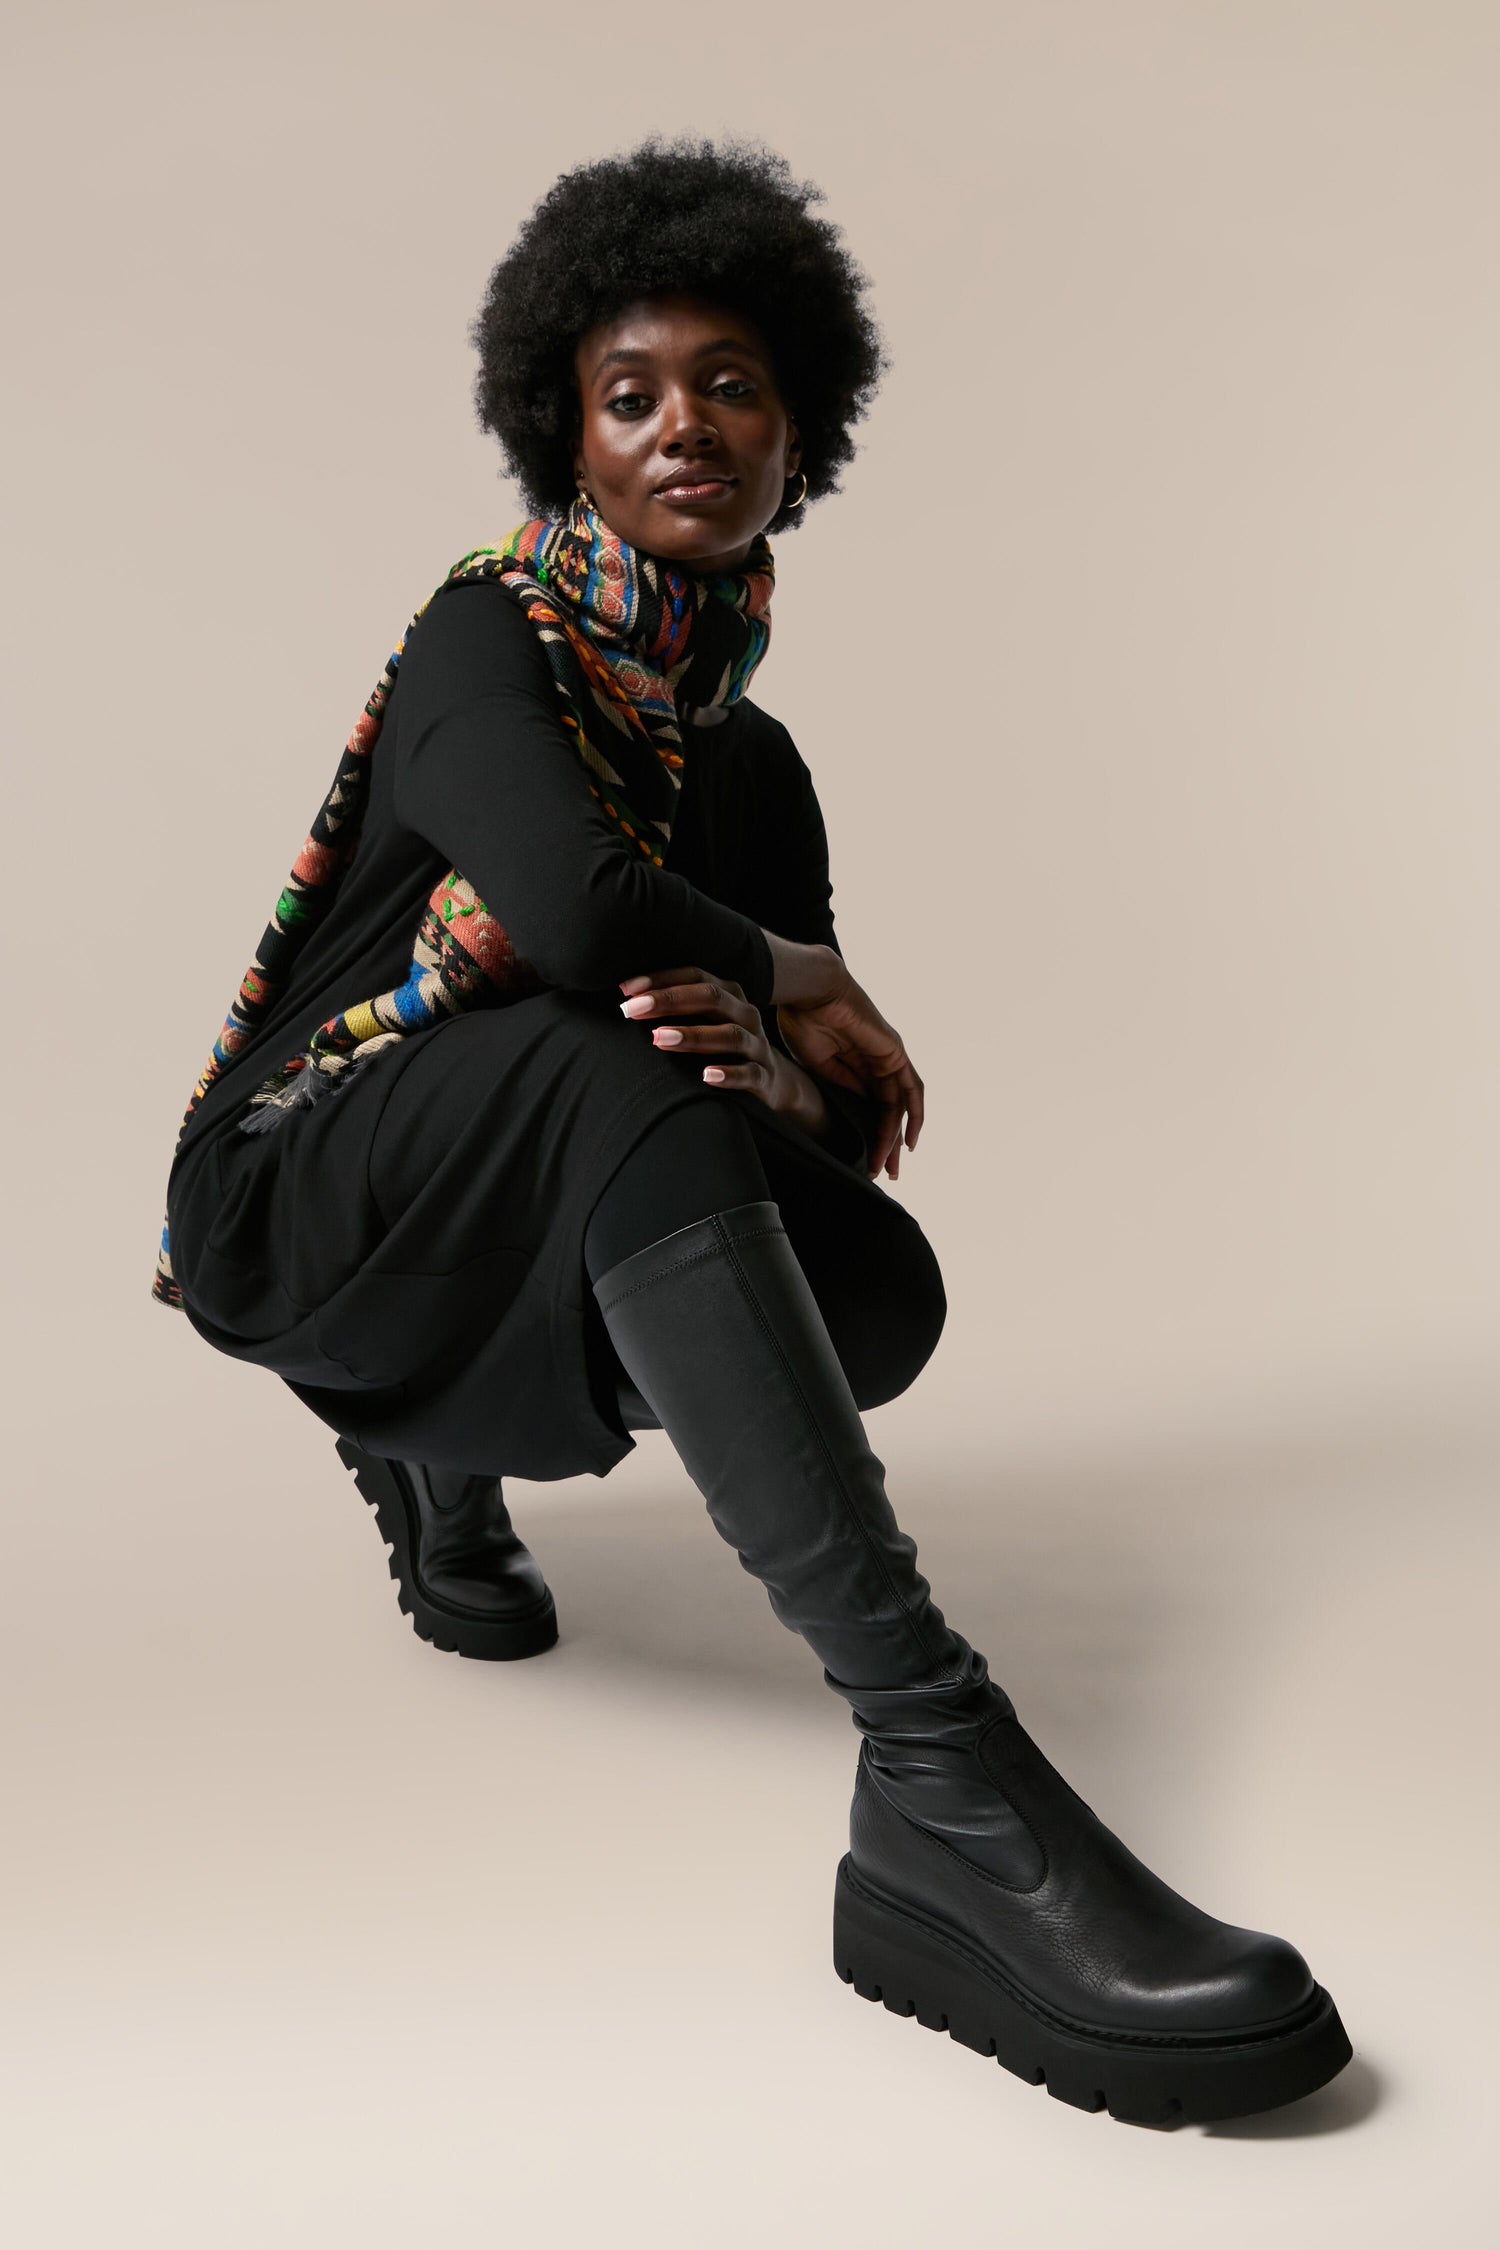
top-left (833, 1855), bottom-right (1349, 2126)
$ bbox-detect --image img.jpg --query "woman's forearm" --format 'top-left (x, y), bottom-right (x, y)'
top-left (394, 585), bottom-right (781, 1005)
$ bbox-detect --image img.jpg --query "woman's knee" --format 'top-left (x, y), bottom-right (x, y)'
top-left (800, 1219), bottom-right (947, 1412)
top-left (831, 1293), bottom-right (946, 1412)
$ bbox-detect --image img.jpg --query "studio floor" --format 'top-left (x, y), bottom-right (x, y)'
top-left (5, 1332), bottom-right (1492, 2249)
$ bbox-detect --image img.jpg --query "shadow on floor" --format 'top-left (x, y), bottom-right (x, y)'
top-left (507, 1416), bottom-right (1328, 1794)
top-left (1205, 2053), bottom-right (1383, 2137)
top-left (518, 1441), bottom-right (1190, 1716)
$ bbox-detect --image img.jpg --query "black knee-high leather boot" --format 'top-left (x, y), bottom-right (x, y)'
top-left (335, 1437), bottom-right (558, 1660)
top-left (591, 1199), bottom-right (1351, 2124)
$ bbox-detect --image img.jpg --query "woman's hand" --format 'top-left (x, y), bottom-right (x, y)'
top-left (618, 968), bottom-right (832, 1143)
top-left (755, 939), bottom-right (924, 1182)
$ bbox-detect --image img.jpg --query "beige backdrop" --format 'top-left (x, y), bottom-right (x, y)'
top-left (4, 2), bottom-right (1495, 2242)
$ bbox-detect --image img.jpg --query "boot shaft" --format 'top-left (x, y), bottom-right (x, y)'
top-left (591, 1198), bottom-right (971, 1695)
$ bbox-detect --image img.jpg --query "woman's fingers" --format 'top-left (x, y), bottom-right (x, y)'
top-left (868, 1082), bottom-right (915, 1180)
top-left (900, 1061), bottom-right (925, 1151)
top-left (646, 1018), bottom-right (762, 1058)
top-left (619, 973), bottom-right (753, 1028)
top-left (699, 1059), bottom-right (773, 1092)
top-left (869, 1108), bottom-right (898, 1180)
top-left (858, 1056), bottom-right (925, 1180)
top-left (621, 965), bottom-right (927, 1175)
top-left (620, 972), bottom-right (773, 1081)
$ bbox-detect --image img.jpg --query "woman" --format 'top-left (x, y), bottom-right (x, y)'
top-left (152, 137), bottom-right (1350, 2122)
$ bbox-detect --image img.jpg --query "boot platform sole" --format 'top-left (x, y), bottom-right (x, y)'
top-left (336, 1438), bottom-right (559, 1661)
top-left (834, 1854), bottom-right (1352, 2125)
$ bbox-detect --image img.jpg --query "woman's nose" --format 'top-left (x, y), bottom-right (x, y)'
top-left (657, 385), bottom-right (720, 453)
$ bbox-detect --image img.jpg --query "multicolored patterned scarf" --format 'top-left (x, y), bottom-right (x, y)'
top-left (151, 497), bottom-right (775, 1308)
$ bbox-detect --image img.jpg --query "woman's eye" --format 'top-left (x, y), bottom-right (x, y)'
top-left (604, 378), bottom-right (754, 415)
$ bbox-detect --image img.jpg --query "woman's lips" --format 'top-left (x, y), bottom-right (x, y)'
top-left (653, 475), bottom-right (738, 505)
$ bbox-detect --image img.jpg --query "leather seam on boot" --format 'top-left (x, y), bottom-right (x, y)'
top-left (713, 1222), bottom-right (954, 1674)
top-left (864, 1758), bottom-right (1050, 1897)
top-left (593, 1224), bottom-right (788, 1308)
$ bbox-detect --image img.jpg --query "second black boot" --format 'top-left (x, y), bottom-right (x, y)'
top-left (591, 1198), bottom-right (1351, 2125)
top-left (335, 1436), bottom-right (558, 1660)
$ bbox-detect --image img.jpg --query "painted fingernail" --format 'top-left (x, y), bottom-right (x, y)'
top-left (703, 1068), bottom-right (725, 1083)
top-left (621, 996), bottom-right (652, 1016)
top-left (652, 1027), bottom-right (683, 1045)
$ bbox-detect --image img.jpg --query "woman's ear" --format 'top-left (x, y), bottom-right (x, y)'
top-left (785, 420), bottom-right (803, 478)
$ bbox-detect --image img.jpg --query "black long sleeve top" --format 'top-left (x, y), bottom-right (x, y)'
top-left (172, 576), bottom-right (880, 1174)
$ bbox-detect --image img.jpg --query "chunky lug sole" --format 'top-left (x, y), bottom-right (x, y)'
top-left (833, 1855), bottom-right (1351, 2125)
top-left (335, 1438), bottom-right (559, 1661)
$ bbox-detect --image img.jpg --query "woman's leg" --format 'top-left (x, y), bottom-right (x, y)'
top-left (583, 1096), bottom-right (772, 1281)
top-left (335, 1072), bottom-right (772, 1656)
top-left (587, 1183), bottom-right (1352, 2124)
top-left (584, 1094), bottom-right (932, 1413)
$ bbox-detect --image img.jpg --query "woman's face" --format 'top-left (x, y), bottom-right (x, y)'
top-left (570, 293), bottom-right (801, 573)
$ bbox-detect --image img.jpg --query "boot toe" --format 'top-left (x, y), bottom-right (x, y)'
top-left (421, 1557), bottom-right (553, 1618)
top-left (1117, 1922), bottom-right (1316, 2036)
top-left (1211, 1925), bottom-right (1316, 2030)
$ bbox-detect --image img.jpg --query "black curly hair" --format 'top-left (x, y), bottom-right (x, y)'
top-left (469, 134), bottom-right (888, 535)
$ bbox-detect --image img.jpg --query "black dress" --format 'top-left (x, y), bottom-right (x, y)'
top-left (163, 580), bottom-right (946, 1478)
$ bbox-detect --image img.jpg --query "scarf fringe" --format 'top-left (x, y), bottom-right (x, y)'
top-left (237, 1049), bottom-right (375, 1135)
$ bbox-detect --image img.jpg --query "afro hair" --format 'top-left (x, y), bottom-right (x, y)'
top-left (469, 134), bottom-right (888, 535)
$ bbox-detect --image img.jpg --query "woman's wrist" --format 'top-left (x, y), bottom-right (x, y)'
top-left (762, 932), bottom-right (846, 1009)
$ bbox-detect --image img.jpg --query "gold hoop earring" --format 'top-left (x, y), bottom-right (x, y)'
top-left (575, 480), bottom-right (597, 510)
top-left (783, 469), bottom-right (808, 509)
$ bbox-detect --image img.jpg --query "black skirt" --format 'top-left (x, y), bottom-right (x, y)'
top-left (167, 988), bottom-right (947, 1480)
